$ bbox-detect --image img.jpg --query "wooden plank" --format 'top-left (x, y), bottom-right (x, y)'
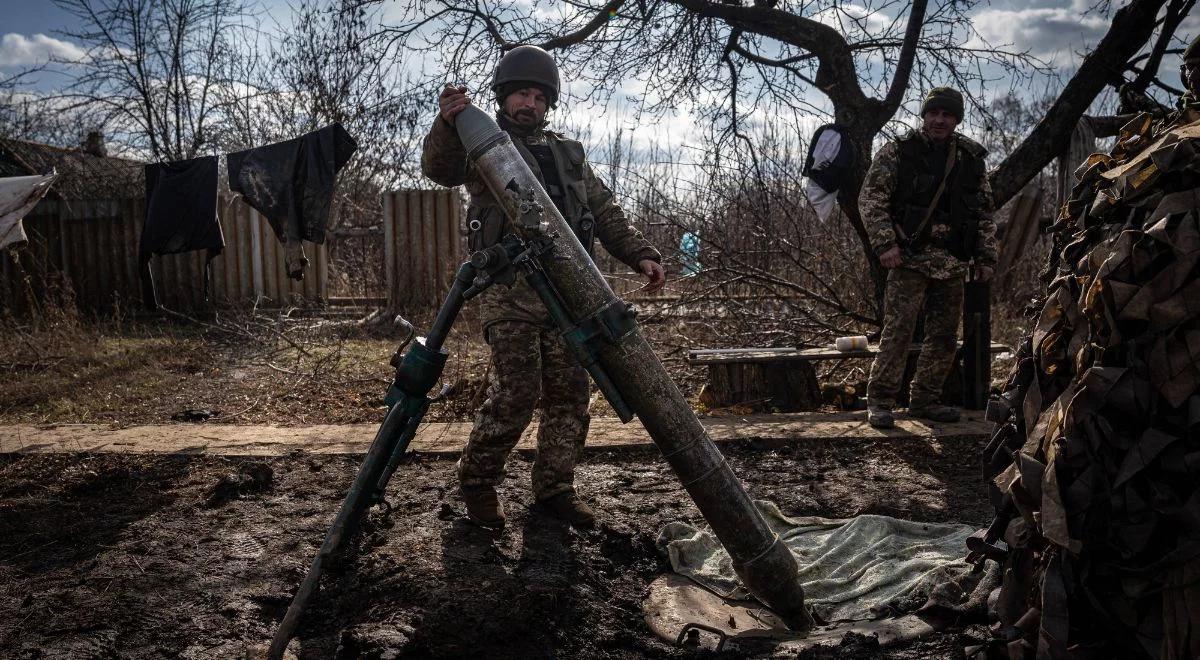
top-left (407, 190), bottom-right (421, 306)
top-left (213, 197), bottom-right (232, 303)
top-left (314, 239), bottom-right (327, 301)
top-left (383, 192), bottom-right (396, 308)
top-left (427, 189), bottom-right (438, 304)
top-left (433, 189), bottom-right (449, 302)
top-left (689, 342), bottom-right (1012, 365)
top-left (120, 199), bottom-right (137, 304)
top-left (250, 207), bottom-right (264, 302)
top-left (422, 189), bottom-right (436, 305)
top-left (96, 203), bottom-right (113, 307)
top-left (228, 201), bottom-right (242, 301)
top-left (123, 199), bottom-right (140, 309)
top-left (0, 412), bottom-right (994, 458)
top-left (107, 200), bottom-right (122, 305)
top-left (81, 209), bottom-right (100, 310)
top-left (263, 218), bottom-right (279, 304)
top-left (238, 202), bottom-right (253, 301)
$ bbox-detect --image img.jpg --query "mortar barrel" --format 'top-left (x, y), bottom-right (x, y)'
top-left (454, 105), bottom-right (812, 629)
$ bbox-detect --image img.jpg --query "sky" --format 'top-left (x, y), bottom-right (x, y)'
top-left (1, 0), bottom-right (1195, 166)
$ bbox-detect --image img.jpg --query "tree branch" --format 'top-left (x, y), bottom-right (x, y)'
top-left (666, 0), bottom-right (869, 109)
top-left (540, 0), bottom-right (627, 50)
top-left (1131, 0), bottom-right (1195, 93)
top-left (879, 0), bottom-right (928, 114)
top-left (989, 0), bottom-right (1169, 206)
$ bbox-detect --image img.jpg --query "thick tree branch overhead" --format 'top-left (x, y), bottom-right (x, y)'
top-left (667, 0), bottom-right (871, 109)
top-left (355, 0), bottom-right (1184, 301)
top-left (1131, 0), bottom-right (1195, 94)
top-left (989, 0), bottom-right (1171, 205)
top-left (538, 0), bottom-right (628, 51)
top-left (879, 0), bottom-right (928, 116)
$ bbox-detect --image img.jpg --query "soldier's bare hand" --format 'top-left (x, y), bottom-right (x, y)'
top-left (975, 265), bottom-right (995, 282)
top-left (879, 245), bottom-right (903, 269)
top-left (638, 259), bottom-right (666, 293)
top-left (439, 85), bottom-right (471, 125)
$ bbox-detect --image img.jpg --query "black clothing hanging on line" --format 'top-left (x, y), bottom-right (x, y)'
top-left (139, 155), bottom-right (223, 310)
top-left (226, 123), bottom-right (357, 280)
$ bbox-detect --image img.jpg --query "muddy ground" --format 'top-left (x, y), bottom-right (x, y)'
top-left (0, 435), bottom-right (993, 659)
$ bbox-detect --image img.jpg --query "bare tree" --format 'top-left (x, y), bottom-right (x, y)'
top-left (51, 0), bottom-right (250, 160)
top-left (989, 0), bottom-right (1184, 202)
top-left (209, 0), bottom-right (431, 299)
top-left (0, 69), bottom-right (100, 145)
top-left (269, 1), bottom-right (426, 209)
top-left (373, 0), bottom-right (1181, 297)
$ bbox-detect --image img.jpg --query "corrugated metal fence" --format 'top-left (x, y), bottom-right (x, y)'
top-left (383, 189), bottom-right (464, 310)
top-left (2, 196), bottom-right (327, 315)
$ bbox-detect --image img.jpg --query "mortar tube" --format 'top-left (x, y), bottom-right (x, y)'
top-left (453, 105), bottom-right (814, 629)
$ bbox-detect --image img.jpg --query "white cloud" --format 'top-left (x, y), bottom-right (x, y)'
top-left (968, 8), bottom-right (1110, 68)
top-left (0, 33), bottom-right (87, 67)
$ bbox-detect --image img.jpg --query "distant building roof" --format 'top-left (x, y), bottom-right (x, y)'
top-left (0, 135), bottom-right (143, 199)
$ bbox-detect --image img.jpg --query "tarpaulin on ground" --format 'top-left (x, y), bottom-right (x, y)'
top-left (0, 173), bottom-right (57, 249)
top-left (139, 155), bottom-right (223, 310)
top-left (226, 124), bottom-right (356, 280)
top-left (658, 501), bottom-right (979, 622)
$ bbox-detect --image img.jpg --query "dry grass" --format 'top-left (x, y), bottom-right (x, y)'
top-left (0, 296), bottom-right (747, 426)
top-left (0, 304), bottom-right (493, 426)
top-left (0, 262), bottom-right (1036, 427)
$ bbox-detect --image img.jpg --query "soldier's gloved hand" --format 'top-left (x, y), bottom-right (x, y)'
top-left (879, 245), bottom-right (903, 269)
top-left (638, 259), bottom-right (666, 293)
top-left (439, 84), bottom-right (471, 125)
top-left (975, 265), bottom-right (995, 282)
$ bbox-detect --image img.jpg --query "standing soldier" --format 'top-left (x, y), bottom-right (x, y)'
top-left (859, 87), bottom-right (998, 429)
top-left (421, 46), bottom-right (666, 528)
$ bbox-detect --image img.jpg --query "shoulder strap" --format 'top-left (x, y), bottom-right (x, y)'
top-left (909, 138), bottom-right (957, 240)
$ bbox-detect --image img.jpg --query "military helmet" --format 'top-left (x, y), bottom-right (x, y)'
top-left (492, 45), bottom-right (560, 107)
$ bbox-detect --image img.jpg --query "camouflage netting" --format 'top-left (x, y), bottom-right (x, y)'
top-left (971, 111), bottom-right (1200, 659)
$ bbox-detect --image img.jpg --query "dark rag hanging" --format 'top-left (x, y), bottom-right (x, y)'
top-left (226, 123), bottom-right (357, 280)
top-left (139, 155), bottom-right (223, 311)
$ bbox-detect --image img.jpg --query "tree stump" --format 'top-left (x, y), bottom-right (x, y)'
top-left (705, 362), bottom-right (821, 412)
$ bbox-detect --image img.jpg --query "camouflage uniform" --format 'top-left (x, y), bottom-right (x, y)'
top-left (421, 112), bottom-right (660, 500)
top-left (860, 129), bottom-right (998, 409)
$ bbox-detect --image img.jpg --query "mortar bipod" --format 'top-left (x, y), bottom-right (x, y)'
top-left (266, 236), bottom-right (528, 660)
top-left (370, 236), bottom-right (530, 504)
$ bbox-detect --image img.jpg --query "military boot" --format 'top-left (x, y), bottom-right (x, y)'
top-left (867, 404), bottom-right (895, 429)
top-left (909, 403), bottom-right (961, 423)
top-left (461, 485), bottom-right (506, 529)
top-left (536, 490), bottom-right (595, 527)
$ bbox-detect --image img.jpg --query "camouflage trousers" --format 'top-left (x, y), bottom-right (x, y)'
top-left (867, 267), bottom-right (963, 409)
top-left (458, 320), bottom-right (591, 500)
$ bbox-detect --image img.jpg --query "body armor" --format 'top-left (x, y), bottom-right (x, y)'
top-left (466, 127), bottom-right (596, 256)
top-left (889, 132), bottom-right (988, 261)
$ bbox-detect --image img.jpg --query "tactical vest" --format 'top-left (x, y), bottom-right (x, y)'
top-left (465, 131), bottom-right (596, 255)
top-left (889, 132), bottom-right (987, 261)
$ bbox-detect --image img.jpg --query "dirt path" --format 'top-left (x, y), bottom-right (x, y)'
top-left (0, 416), bottom-right (996, 659)
top-left (0, 412), bottom-right (992, 457)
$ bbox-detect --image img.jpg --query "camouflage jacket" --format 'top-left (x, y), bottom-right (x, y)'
top-left (859, 129), bottom-right (998, 280)
top-left (421, 112), bottom-right (661, 329)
